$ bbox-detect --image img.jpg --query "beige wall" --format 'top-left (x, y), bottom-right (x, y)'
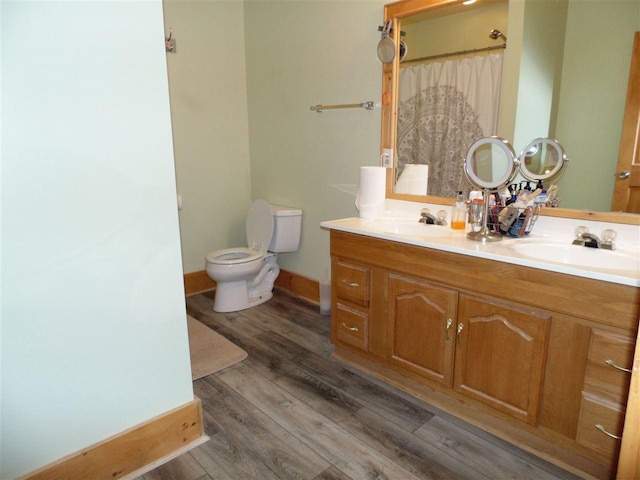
top-left (555, 0), bottom-right (640, 211)
top-left (244, 0), bottom-right (385, 281)
top-left (512, 0), bottom-right (568, 150)
top-left (402, 2), bottom-right (509, 59)
top-left (164, 0), bottom-right (253, 274)
top-left (165, 0), bottom-right (385, 280)
top-left (166, 0), bottom-right (640, 282)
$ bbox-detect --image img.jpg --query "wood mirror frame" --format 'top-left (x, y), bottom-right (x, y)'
top-left (380, 0), bottom-right (640, 226)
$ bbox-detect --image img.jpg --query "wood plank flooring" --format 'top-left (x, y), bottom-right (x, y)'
top-left (136, 289), bottom-right (582, 480)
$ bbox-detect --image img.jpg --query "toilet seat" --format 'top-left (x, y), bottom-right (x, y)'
top-left (206, 200), bottom-right (276, 267)
top-left (206, 247), bottom-right (263, 266)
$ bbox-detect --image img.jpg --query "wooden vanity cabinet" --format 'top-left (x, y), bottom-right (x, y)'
top-left (329, 230), bottom-right (639, 479)
top-left (388, 274), bottom-right (550, 425)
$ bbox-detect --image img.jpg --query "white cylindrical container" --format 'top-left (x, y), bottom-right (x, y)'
top-left (356, 166), bottom-right (386, 219)
top-left (319, 279), bottom-right (331, 316)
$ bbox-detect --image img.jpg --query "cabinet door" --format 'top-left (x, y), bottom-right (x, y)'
top-left (454, 294), bottom-right (551, 425)
top-left (388, 274), bottom-right (457, 386)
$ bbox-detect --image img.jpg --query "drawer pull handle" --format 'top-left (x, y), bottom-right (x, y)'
top-left (456, 322), bottom-right (464, 348)
top-left (595, 424), bottom-right (622, 440)
top-left (605, 359), bottom-right (632, 373)
top-left (445, 318), bottom-right (453, 343)
top-left (341, 279), bottom-right (359, 288)
top-left (341, 323), bottom-right (359, 332)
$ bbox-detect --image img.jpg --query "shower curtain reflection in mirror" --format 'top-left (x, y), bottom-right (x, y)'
top-left (396, 53), bottom-right (503, 197)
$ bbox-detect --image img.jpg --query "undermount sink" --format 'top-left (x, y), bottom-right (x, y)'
top-left (364, 219), bottom-right (455, 238)
top-left (505, 241), bottom-right (639, 274)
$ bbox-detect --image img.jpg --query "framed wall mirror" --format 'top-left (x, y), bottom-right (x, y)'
top-left (380, 0), bottom-right (640, 225)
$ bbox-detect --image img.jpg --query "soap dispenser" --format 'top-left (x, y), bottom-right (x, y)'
top-left (535, 179), bottom-right (547, 205)
top-left (451, 191), bottom-right (467, 230)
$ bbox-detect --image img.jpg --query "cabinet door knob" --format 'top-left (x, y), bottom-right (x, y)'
top-left (605, 359), bottom-right (632, 373)
top-left (445, 318), bottom-right (453, 343)
top-left (456, 322), bottom-right (464, 348)
top-left (341, 279), bottom-right (359, 288)
top-left (595, 424), bottom-right (622, 440)
top-left (341, 323), bottom-right (359, 332)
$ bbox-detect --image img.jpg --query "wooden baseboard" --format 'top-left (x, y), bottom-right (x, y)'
top-left (274, 269), bottom-right (320, 303)
top-left (184, 270), bottom-right (216, 297)
top-left (121, 435), bottom-right (210, 480)
top-left (184, 268), bottom-right (320, 303)
top-left (20, 397), bottom-right (205, 480)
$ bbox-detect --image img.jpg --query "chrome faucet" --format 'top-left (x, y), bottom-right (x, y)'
top-left (419, 208), bottom-right (447, 226)
top-left (419, 208), bottom-right (437, 224)
top-left (571, 226), bottom-right (616, 250)
top-left (418, 208), bottom-right (447, 225)
top-left (581, 232), bottom-right (601, 249)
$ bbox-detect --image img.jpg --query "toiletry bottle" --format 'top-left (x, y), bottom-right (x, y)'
top-left (451, 191), bottom-right (467, 230)
top-left (535, 180), bottom-right (547, 205)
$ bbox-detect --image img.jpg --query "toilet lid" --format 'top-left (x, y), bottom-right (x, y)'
top-left (246, 199), bottom-right (274, 253)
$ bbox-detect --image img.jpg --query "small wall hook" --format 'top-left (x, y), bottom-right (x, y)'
top-left (165, 28), bottom-right (176, 53)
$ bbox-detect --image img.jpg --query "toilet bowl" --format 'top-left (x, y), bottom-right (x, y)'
top-left (205, 200), bottom-right (302, 312)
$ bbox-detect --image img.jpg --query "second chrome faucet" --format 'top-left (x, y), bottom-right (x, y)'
top-left (572, 226), bottom-right (617, 250)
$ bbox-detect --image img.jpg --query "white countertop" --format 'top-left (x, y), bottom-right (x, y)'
top-left (321, 200), bottom-right (640, 288)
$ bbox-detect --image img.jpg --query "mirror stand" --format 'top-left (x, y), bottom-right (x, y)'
top-left (466, 189), bottom-right (502, 242)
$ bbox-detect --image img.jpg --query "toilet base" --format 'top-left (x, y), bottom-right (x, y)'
top-left (212, 280), bottom-right (249, 312)
top-left (212, 259), bottom-right (279, 313)
top-left (213, 281), bottom-right (274, 313)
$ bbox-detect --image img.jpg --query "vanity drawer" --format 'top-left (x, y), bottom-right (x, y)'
top-left (576, 387), bottom-right (625, 460)
top-left (584, 329), bottom-right (634, 398)
top-left (335, 302), bottom-right (369, 351)
top-left (335, 260), bottom-right (370, 307)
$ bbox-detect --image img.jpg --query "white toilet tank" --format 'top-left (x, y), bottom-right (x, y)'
top-left (269, 204), bottom-right (302, 252)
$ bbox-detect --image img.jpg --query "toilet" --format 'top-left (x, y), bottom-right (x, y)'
top-left (205, 199), bottom-right (302, 312)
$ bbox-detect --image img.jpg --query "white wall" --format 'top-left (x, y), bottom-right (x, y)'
top-left (244, 0), bottom-right (385, 281)
top-left (163, 0), bottom-right (253, 274)
top-left (1, 1), bottom-right (194, 477)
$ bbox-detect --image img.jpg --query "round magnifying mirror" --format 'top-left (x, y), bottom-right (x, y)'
top-left (377, 36), bottom-right (396, 64)
top-left (518, 137), bottom-right (568, 182)
top-left (399, 40), bottom-right (407, 62)
top-left (464, 136), bottom-right (518, 190)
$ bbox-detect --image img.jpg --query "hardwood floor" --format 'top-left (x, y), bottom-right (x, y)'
top-left (136, 289), bottom-right (582, 480)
